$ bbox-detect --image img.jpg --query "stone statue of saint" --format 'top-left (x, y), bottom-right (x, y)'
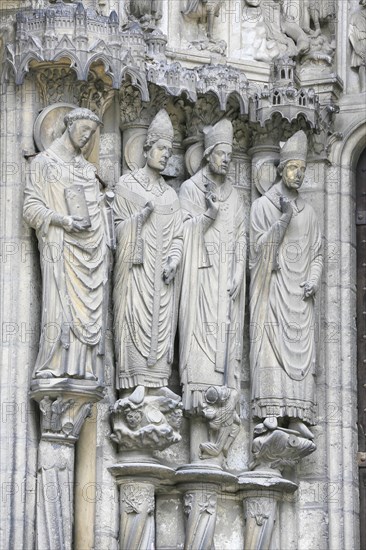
top-left (24, 107), bottom-right (109, 381)
top-left (127, 0), bottom-right (162, 27)
top-left (249, 130), bottom-right (323, 440)
top-left (179, 119), bottom-right (246, 461)
top-left (113, 109), bottom-right (183, 392)
top-left (349, 0), bottom-right (366, 92)
top-left (182, 0), bottom-right (225, 40)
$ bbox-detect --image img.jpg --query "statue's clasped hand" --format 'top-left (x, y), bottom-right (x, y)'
top-left (141, 201), bottom-right (155, 224)
top-left (228, 273), bottom-right (242, 301)
top-left (205, 190), bottom-right (219, 219)
top-left (63, 215), bottom-right (90, 233)
top-left (279, 195), bottom-right (293, 216)
top-left (300, 281), bottom-right (317, 300)
top-left (162, 256), bottom-right (178, 285)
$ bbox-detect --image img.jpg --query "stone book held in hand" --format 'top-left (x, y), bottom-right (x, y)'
top-left (64, 185), bottom-right (91, 228)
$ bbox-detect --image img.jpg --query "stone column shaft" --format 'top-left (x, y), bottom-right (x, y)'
top-left (31, 379), bottom-right (104, 550)
top-left (36, 441), bottom-right (75, 550)
top-left (120, 481), bottom-right (155, 550)
top-left (183, 486), bottom-right (218, 550)
top-left (243, 495), bottom-right (277, 550)
top-left (110, 463), bottom-right (175, 550)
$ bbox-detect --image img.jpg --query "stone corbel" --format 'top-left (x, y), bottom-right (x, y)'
top-left (30, 378), bottom-right (104, 550)
top-left (109, 386), bottom-right (183, 549)
top-left (110, 388), bottom-right (183, 458)
top-left (250, 426), bottom-right (316, 474)
top-left (184, 387), bottom-right (241, 469)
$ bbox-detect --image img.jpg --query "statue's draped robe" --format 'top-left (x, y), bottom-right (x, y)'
top-left (249, 187), bottom-right (323, 424)
top-left (182, 0), bottom-right (224, 17)
top-left (179, 171), bottom-right (246, 411)
top-left (130, 0), bottom-right (162, 19)
top-left (113, 170), bottom-right (183, 389)
top-left (349, 7), bottom-right (366, 67)
top-left (23, 140), bottom-right (108, 379)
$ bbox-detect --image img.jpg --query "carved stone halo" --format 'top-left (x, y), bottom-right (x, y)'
top-left (124, 129), bottom-right (146, 171)
top-left (253, 157), bottom-right (278, 195)
top-left (33, 102), bottom-right (96, 158)
top-left (185, 141), bottom-right (204, 176)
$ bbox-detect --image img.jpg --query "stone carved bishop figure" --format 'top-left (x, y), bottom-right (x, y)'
top-left (349, 0), bottom-right (366, 92)
top-left (249, 130), bottom-right (323, 440)
top-left (179, 119), bottom-right (246, 462)
top-left (113, 109), bottom-right (183, 392)
top-left (23, 108), bottom-right (109, 381)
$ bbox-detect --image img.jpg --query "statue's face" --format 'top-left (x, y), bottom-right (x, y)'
top-left (146, 138), bottom-right (173, 172)
top-left (282, 159), bottom-right (306, 190)
top-left (68, 119), bottom-right (98, 150)
top-left (208, 144), bottom-right (232, 176)
top-left (167, 409), bottom-right (183, 430)
top-left (125, 410), bottom-right (142, 430)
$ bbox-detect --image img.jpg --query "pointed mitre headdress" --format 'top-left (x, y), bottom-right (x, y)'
top-left (203, 119), bottom-right (233, 157)
top-left (147, 109), bottom-right (174, 143)
top-left (280, 130), bottom-right (308, 164)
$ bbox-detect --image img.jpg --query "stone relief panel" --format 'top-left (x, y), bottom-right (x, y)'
top-left (228, 0), bottom-right (336, 72)
top-left (181, 0), bottom-right (227, 55)
top-left (297, 0), bottom-right (336, 72)
top-left (124, 0), bottom-right (162, 30)
top-left (231, 0), bottom-right (299, 62)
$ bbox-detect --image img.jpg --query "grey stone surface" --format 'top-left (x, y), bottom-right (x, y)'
top-left (0, 1), bottom-right (365, 549)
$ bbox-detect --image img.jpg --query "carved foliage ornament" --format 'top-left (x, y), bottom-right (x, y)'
top-left (39, 396), bottom-right (93, 441)
top-left (119, 83), bottom-right (167, 127)
top-left (245, 498), bottom-right (273, 527)
top-left (121, 484), bottom-right (155, 515)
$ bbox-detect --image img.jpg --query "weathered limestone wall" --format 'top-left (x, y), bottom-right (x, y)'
top-left (0, 0), bottom-right (365, 549)
top-left (0, 68), bottom-right (39, 549)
